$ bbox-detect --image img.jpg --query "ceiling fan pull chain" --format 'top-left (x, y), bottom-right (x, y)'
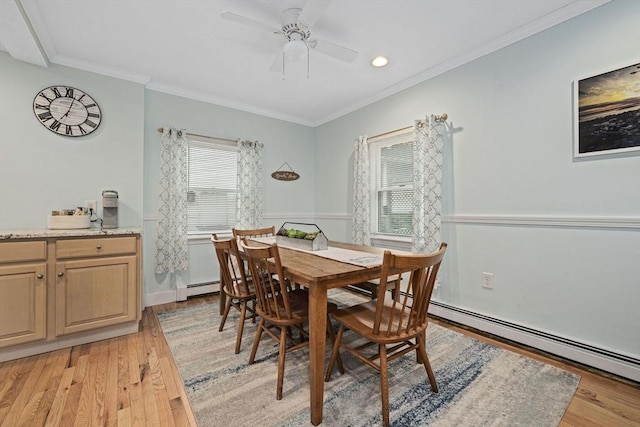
top-left (306, 43), bottom-right (310, 79)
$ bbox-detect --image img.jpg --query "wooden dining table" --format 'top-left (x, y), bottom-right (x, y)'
top-left (229, 239), bottom-right (388, 426)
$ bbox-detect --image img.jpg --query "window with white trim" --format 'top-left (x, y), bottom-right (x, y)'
top-left (370, 131), bottom-right (413, 237)
top-left (186, 137), bottom-right (238, 234)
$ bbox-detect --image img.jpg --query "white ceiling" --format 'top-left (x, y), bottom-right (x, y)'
top-left (1, 0), bottom-right (609, 126)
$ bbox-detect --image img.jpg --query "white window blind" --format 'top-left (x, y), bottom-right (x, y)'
top-left (370, 131), bottom-right (413, 236)
top-left (187, 138), bottom-right (238, 234)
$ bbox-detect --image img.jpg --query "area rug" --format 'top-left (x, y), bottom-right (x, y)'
top-left (158, 290), bottom-right (580, 426)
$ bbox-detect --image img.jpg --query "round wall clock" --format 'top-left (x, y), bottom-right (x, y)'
top-left (33, 85), bottom-right (102, 137)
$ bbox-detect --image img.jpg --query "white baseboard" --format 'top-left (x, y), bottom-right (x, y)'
top-left (144, 290), bottom-right (179, 308)
top-left (428, 302), bottom-right (640, 382)
top-left (143, 283), bottom-right (220, 308)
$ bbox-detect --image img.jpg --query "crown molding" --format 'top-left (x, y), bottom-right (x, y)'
top-left (49, 55), bottom-right (151, 85)
top-left (145, 82), bottom-right (315, 127)
top-left (311, 0), bottom-right (612, 127)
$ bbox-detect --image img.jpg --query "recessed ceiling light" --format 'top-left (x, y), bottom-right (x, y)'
top-left (371, 56), bottom-right (389, 68)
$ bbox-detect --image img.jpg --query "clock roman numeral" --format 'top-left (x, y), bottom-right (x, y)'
top-left (84, 119), bottom-right (98, 128)
top-left (39, 93), bottom-right (52, 102)
top-left (87, 112), bottom-right (100, 119)
top-left (51, 87), bottom-right (62, 98)
top-left (77, 125), bottom-right (87, 135)
top-left (38, 111), bottom-right (53, 121)
top-left (65, 87), bottom-right (75, 98)
top-left (66, 125), bottom-right (73, 135)
top-left (35, 104), bottom-right (49, 110)
top-left (85, 103), bottom-right (97, 108)
top-left (49, 120), bottom-right (62, 131)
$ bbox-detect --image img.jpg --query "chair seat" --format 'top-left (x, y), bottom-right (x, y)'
top-left (331, 298), bottom-right (424, 344)
top-left (224, 278), bottom-right (257, 299)
top-left (263, 288), bottom-right (339, 325)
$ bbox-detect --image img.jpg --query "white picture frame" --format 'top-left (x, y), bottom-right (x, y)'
top-left (573, 62), bottom-right (640, 158)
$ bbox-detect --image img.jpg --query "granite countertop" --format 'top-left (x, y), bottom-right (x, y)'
top-left (0, 227), bottom-right (143, 240)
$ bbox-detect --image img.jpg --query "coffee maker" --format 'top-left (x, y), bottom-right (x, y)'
top-left (102, 190), bottom-right (118, 229)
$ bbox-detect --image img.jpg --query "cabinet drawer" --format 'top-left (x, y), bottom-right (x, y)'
top-left (56, 237), bottom-right (137, 259)
top-left (0, 241), bottom-right (47, 263)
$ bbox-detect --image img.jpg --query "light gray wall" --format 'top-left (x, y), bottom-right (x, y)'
top-left (0, 51), bottom-right (144, 229)
top-left (315, 0), bottom-right (640, 358)
top-left (143, 90), bottom-right (316, 300)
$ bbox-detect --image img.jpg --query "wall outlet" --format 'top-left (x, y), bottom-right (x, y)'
top-left (85, 200), bottom-right (98, 211)
top-left (482, 272), bottom-right (494, 289)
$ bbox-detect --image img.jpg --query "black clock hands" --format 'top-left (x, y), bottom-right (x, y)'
top-left (61, 98), bottom-right (76, 119)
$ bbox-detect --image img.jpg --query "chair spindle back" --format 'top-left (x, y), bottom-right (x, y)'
top-left (212, 234), bottom-right (251, 298)
top-left (232, 226), bottom-right (276, 239)
top-left (241, 242), bottom-right (293, 322)
top-left (373, 243), bottom-right (447, 337)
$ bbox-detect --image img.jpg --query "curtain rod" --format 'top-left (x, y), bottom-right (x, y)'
top-left (368, 113), bottom-right (448, 141)
top-left (157, 127), bottom-right (237, 144)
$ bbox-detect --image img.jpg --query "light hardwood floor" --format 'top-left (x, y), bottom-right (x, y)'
top-left (0, 293), bottom-right (638, 426)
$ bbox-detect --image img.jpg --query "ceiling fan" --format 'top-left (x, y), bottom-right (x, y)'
top-left (220, 0), bottom-right (358, 77)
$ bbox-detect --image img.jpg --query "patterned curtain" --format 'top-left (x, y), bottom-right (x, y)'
top-left (155, 127), bottom-right (189, 274)
top-left (352, 135), bottom-right (370, 245)
top-left (236, 139), bottom-right (264, 229)
top-left (412, 115), bottom-right (445, 254)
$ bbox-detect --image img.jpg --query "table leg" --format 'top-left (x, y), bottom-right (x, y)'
top-left (309, 284), bottom-right (327, 425)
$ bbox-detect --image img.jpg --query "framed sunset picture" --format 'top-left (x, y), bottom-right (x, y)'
top-left (573, 62), bottom-right (640, 158)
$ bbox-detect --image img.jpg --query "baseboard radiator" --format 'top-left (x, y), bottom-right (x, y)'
top-left (188, 281), bottom-right (219, 295)
top-left (428, 300), bottom-right (640, 382)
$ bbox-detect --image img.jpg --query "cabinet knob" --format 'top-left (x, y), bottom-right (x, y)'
top-left (57, 272), bottom-right (64, 277)
top-left (37, 274), bottom-right (44, 279)
top-left (96, 245), bottom-right (102, 250)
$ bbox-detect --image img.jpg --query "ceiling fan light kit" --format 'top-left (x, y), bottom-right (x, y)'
top-left (284, 39), bottom-right (308, 61)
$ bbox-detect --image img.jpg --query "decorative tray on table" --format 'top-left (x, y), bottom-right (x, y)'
top-left (276, 222), bottom-right (328, 251)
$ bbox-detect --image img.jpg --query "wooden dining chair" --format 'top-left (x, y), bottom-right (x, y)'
top-left (240, 240), bottom-right (344, 400)
top-left (211, 234), bottom-right (257, 354)
top-left (232, 226), bottom-right (276, 239)
top-left (325, 243), bottom-right (447, 427)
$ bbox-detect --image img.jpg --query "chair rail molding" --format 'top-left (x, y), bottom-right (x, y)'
top-left (444, 214), bottom-right (640, 229)
top-left (262, 213), bottom-right (351, 220)
top-left (145, 213), bottom-right (639, 229)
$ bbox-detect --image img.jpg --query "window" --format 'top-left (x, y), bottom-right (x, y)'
top-left (186, 137), bottom-right (238, 234)
top-left (370, 131), bottom-right (413, 237)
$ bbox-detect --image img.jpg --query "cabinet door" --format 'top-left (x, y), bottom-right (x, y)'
top-left (56, 256), bottom-right (137, 336)
top-left (0, 263), bottom-right (47, 348)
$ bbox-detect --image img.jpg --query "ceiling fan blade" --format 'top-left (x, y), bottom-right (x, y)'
top-left (297, 0), bottom-right (331, 28)
top-left (269, 49), bottom-right (284, 73)
top-left (309, 39), bottom-right (358, 63)
top-left (220, 11), bottom-right (278, 34)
